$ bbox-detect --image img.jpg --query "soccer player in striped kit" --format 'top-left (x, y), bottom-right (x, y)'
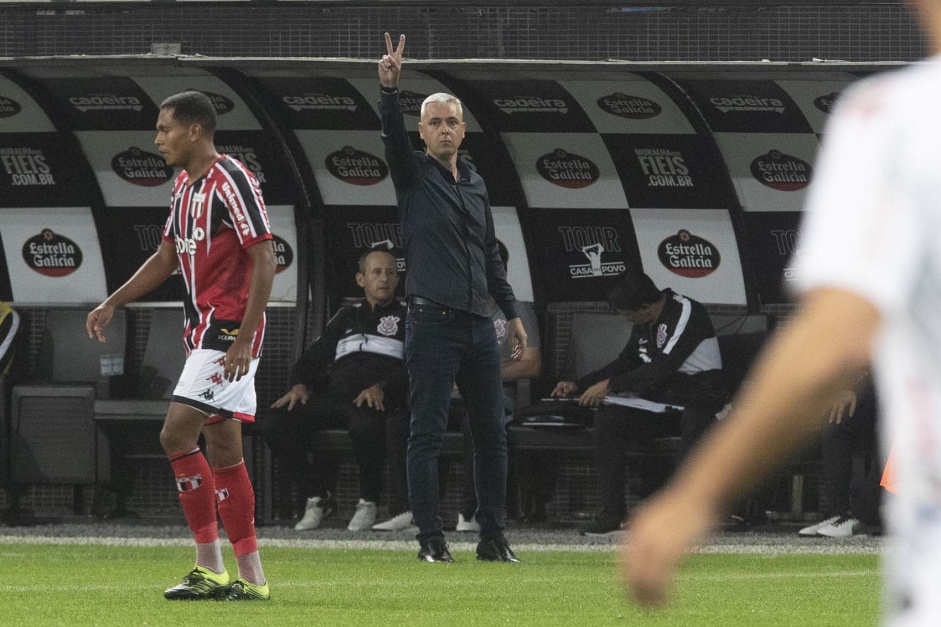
top-left (87, 90), bottom-right (276, 601)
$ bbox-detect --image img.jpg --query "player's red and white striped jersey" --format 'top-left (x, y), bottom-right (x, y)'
top-left (162, 154), bottom-right (273, 357)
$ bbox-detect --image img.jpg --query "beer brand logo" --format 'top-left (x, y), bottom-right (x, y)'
top-left (326, 146), bottom-right (388, 185)
top-left (400, 90), bottom-right (429, 117)
top-left (750, 150), bottom-right (812, 191)
top-left (1, 147), bottom-right (55, 186)
top-left (597, 93), bottom-right (661, 120)
top-left (377, 315), bottom-right (400, 337)
top-left (68, 93), bottom-right (143, 113)
top-left (813, 92), bottom-right (840, 114)
top-left (112, 147), bottom-right (174, 187)
top-left (187, 88), bottom-right (235, 115)
top-left (282, 93), bottom-right (357, 112)
top-left (22, 228), bottom-right (83, 277)
top-left (558, 226), bottom-right (626, 279)
top-left (709, 95), bottom-right (785, 114)
top-left (218, 144), bottom-right (266, 183)
top-left (272, 235), bottom-right (294, 274)
top-left (536, 149), bottom-right (599, 189)
top-left (658, 230), bottom-right (720, 278)
top-left (494, 96), bottom-right (569, 115)
top-left (634, 148), bottom-right (693, 188)
top-left (0, 95), bottom-right (22, 118)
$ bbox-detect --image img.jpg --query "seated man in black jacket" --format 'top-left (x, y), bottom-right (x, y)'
top-left (550, 270), bottom-right (727, 535)
top-left (264, 249), bottom-right (410, 532)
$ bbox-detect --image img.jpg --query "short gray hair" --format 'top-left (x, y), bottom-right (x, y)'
top-left (420, 92), bottom-right (463, 119)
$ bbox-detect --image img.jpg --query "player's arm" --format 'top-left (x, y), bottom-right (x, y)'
top-left (622, 287), bottom-right (879, 606)
top-left (224, 240), bottom-right (276, 382)
top-left (87, 240), bottom-right (178, 342)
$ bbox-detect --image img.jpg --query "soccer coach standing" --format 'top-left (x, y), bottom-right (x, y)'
top-left (379, 32), bottom-right (526, 563)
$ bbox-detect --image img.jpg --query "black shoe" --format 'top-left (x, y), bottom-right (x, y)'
top-left (579, 514), bottom-right (624, 537)
top-left (476, 536), bottom-right (521, 563)
top-left (417, 537), bottom-right (454, 563)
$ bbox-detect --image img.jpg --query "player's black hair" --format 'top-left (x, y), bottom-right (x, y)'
top-left (606, 269), bottom-right (662, 311)
top-left (160, 91), bottom-right (217, 135)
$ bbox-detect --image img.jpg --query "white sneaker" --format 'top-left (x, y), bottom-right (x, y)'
top-left (347, 499), bottom-right (378, 531)
top-left (816, 516), bottom-right (862, 538)
top-left (455, 512), bottom-right (480, 533)
top-left (797, 515), bottom-right (841, 537)
top-left (295, 496), bottom-right (333, 531)
top-left (372, 511), bottom-right (416, 532)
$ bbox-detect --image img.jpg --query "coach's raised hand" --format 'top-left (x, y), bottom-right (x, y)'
top-left (379, 32), bottom-right (405, 89)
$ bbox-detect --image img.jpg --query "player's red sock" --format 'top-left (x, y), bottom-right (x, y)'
top-left (214, 460), bottom-right (258, 557)
top-left (169, 449), bottom-right (218, 544)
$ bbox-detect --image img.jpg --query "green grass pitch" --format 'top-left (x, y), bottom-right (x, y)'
top-left (0, 543), bottom-right (880, 626)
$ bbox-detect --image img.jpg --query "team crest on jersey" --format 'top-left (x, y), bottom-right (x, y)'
top-left (377, 315), bottom-right (400, 337)
top-left (657, 324), bottom-right (668, 348)
top-left (493, 318), bottom-right (508, 339)
top-left (190, 192), bottom-right (207, 218)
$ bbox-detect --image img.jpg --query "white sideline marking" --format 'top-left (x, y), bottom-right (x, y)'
top-left (0, 535), bottom-right (885, 555)
top-left (0, 535), bottom-right (613, 553)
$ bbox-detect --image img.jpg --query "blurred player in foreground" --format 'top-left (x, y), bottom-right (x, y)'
top-left (622, 1), bottom-right (941, 623)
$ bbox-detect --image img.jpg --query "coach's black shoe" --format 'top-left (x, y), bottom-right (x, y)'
top-left (417, 537), bottom-right (454, 563)
top-left (476, 536), bottom-right (521, 563)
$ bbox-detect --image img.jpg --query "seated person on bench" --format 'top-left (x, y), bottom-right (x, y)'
top-left (264, 249), bottom-right (410, 532)
top-left (550, 270), bottom-right (727, 535)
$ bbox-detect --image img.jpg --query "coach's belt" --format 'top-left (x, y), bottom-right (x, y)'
top-left (409, 296), bottom-right (446, 308)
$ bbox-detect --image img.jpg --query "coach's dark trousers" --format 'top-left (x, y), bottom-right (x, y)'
top-left (405, 300), bottom-right (506, 543)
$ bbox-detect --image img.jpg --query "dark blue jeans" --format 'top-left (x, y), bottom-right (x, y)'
top-left (405, 301), bottom-right (507, 543)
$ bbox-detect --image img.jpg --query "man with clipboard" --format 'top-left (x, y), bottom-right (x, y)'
top-left (550, 270), bottom-right (727, 535)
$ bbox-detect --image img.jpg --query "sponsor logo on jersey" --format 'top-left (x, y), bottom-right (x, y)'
top-left (22, 228), bottom-right (83, 277)
top-left (558, 225), bottom-right (625, 279)
top-left (112, 147), bottom-right (174, 187)
top-left (0, 95), bottom-right (22, 118)
top-left (750, 150), bottom-right (812, 191)
top-left (400, 90), bottom-right (430, 117)
top-left (0, 147), bottom-right (55, 186)
top-left (536, 149), bottom-right (599, 189)
top-left (709, 95), bottom-right (785, 114)
top-left (377, 315), bottom-right (401, 337)
top-left (634, 148), bottom-right (693, 188)
top-left (272, 234), bottom-right (294, 274)
top-left (597, 93), bottom-right (662, 120)
top-left (326, 146), bottom-right (388, 185)
top-left (68, 93), bottom-right (143, 113)
top-left (186, 88), bottom-right (235, 115)
top-left (494, 96), bottom-right (569, 115)
top-left (217, 145), bottom-right (266, 184)
top-left (282, 93), bottom-right (357, 112)
top-left (813, 92), bottom-right (841, 114)
top-left (658, 229), bottom-right (720, 278)
top-left (217, 328), bottom-right (239, 342)
top-left (219, 181), bottom-right (251, 236)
